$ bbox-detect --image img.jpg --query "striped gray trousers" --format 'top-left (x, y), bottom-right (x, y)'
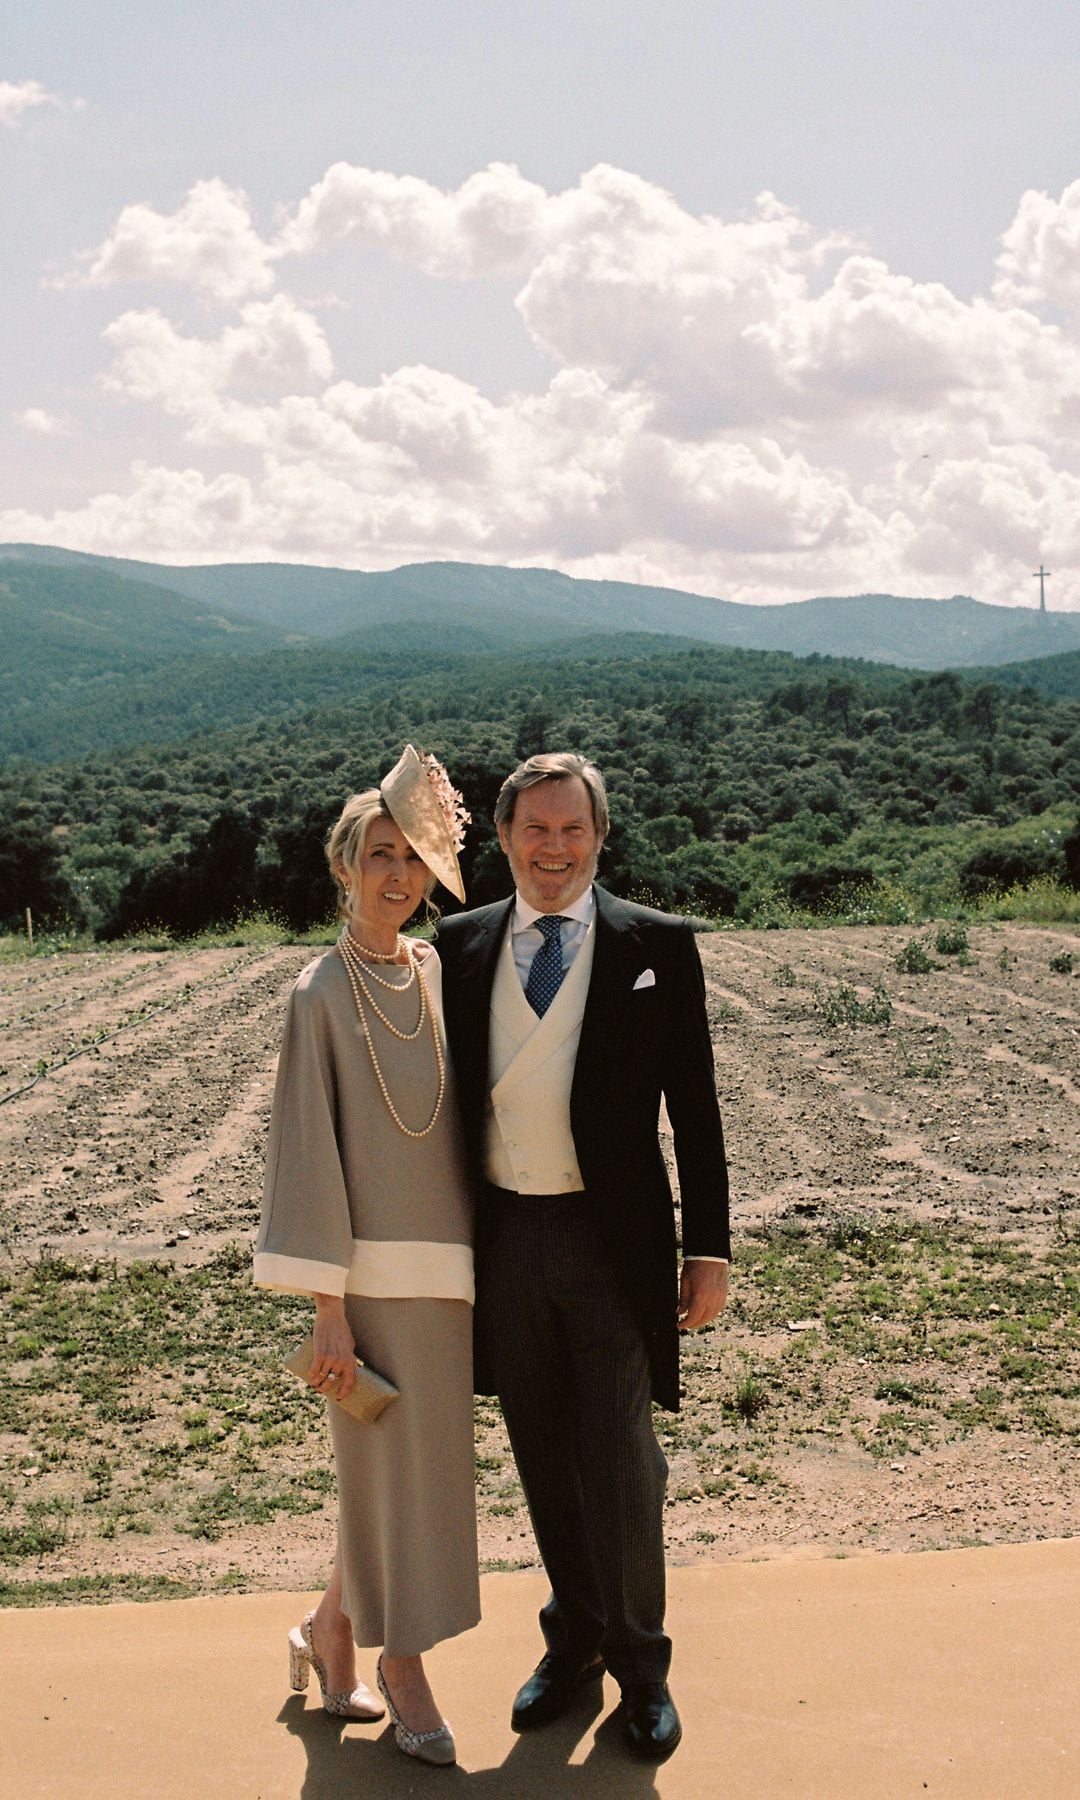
top-left (476, 1190), bottom-right (671, 1686)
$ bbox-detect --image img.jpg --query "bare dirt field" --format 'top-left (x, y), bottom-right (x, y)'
top-left (1, 922), bottom-right (1077, 1603)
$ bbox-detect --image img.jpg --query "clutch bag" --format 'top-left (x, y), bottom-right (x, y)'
top-left (285, 1333), bottom-right (400, 1424)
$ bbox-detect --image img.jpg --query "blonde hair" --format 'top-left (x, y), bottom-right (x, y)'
top-left (325, 789), bottom-right (436, 923)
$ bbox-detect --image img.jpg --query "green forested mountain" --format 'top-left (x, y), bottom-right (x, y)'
top-left (0, 558), bottom-right (286, 711)
top-left (5, 544), bottom-right (1079, 669)
top-left (3, 641), bottom-right (1077, 937)
top-left (2, 629), bottom-right (922, 764)
top-left (963, 648), bottom-right (1080, 700)
top-left (4, 547), bottom-right (1079, 764)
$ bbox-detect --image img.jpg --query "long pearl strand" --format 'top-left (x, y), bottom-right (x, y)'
top-left (336, 932), bottom-right (446, 1139)
top-left (339, 930), bottom-right (425, 1039)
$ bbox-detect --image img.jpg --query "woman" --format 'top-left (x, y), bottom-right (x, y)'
top-left (254, 745), bottom-right (476, 1767)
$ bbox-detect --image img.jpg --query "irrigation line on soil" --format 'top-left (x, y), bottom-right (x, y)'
top-left (0, 950), bottom-right (277, 1109)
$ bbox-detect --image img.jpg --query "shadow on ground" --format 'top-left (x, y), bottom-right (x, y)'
top-left (281, 1687), bottom-right (661, 1796)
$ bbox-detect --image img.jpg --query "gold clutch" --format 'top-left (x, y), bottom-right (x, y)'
top-left (285, 1334), bottom-right (400, 1424)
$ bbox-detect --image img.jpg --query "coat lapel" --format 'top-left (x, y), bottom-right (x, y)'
top-left (571, 885), bottom-right (643, 1111)
top-left (449, 898), bottom-right (513, 1111)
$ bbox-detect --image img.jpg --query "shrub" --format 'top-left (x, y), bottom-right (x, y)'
top-left (894, 938), bottom-right (935, 974)
top-left (934, 923), bottom-right (969, 956)
top-left (959, 839), bottom-right (1058, 898)
top-left (814, 981), bottom-right (893, 1026)
top-left (783, 865), bottom-right (874, 914)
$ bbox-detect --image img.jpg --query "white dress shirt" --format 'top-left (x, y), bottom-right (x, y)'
top-left (509, 887), bottom-right (726, 1269)
top-left (510, 886), bottom-right (595, 986)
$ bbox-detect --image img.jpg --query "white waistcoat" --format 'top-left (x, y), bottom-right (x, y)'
top-left (483, 918), bottom-right (596, 1193)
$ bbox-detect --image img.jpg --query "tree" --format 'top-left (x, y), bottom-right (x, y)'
top-left (0, 802), bottom-right (77, 929)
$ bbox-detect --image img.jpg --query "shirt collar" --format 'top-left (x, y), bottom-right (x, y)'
top-left (512, 885), bottom-right (596, 933)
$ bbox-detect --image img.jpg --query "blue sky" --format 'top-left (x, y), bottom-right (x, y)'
top-left (4, 0), bottom-right (1080, 606)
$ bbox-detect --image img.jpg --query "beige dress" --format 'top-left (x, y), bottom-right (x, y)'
top-left (254, 941), bottom-right (479, 1655)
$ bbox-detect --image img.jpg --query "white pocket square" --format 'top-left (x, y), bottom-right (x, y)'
top-left (633, 969), bottom-right (656, 990)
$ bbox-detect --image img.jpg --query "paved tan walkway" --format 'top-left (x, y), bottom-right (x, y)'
top-left (2, 1540), bottom-right (1077, 1798)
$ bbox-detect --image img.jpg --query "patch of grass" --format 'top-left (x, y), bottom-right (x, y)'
top-left (968, 877), bottom-right (1080, 925)
top-left (712, 1209), bottom-right (1080, 1467)
top-left (874, 1377), bottom-right (926, 1405)
top-left (0, 1572), bottom-right (199, 1607)
top-left (774, 963), bottom-right (797, 988)
top-left (863, 1410), bottom-right (928, 1458)
top-left (895, 1026), bottom-right (951, 1080)
top-left (732, 1365), bottom-right (768, 1423)
top-left (0, 1244), bottom-right (329, 1570)
top-left (737, 1459), bottom-right (776, 1486)
top-left (0, 929), bottom-right (97, 962)
top-left (1049, 950), bottom-right (1075, 975)
top-left (0, 1519), bottom-right (69, 1560)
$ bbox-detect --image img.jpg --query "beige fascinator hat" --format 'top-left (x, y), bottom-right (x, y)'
top-left (380, 745), bottom-right (470, 903)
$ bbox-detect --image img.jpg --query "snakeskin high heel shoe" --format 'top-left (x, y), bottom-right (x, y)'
top-left (376, 1656), bottom-right (456, 1766)
top-left (288, 1613), bottom-right (384, 1721)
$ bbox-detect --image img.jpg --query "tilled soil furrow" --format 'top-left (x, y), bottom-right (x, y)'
top-left (0, 950), bottom-right (283, 1087)
top-left (700, 926), bottom-right (1078, 1241)
top-left (1, 950), bottom-right (309, 1254)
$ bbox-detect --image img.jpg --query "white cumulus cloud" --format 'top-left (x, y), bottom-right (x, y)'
top-left (0, 78), bottom-right (63, 127)
top-left (64, 178), bottom-right (277, 301)
top-left (18, 406), bottom-right (74, 436)
top-left (8, 161), bottom-right (1080, 607)
top-left (994, 179), bottom-right (1080, 313)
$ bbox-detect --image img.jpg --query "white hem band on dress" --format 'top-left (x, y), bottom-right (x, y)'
top-left (254, 1239), bottom-right (474, 1303)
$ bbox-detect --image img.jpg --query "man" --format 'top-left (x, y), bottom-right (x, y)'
top-left (436, 752), bottom-right (729, 1761)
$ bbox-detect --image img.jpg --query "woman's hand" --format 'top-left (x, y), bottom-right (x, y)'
top-left (311, 1295), bottom-right (358, 1399)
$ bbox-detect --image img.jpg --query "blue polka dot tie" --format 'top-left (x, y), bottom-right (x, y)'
top-left (524, 914), bottom-right (567, 1018)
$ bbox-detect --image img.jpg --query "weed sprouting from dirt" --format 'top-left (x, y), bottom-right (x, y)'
top-left (894, 938), bottom-right (936, 974)
top-left (895, 1026), bottom-right (952, 1080)
top-left (732, 1362), bottom-right (769, 1423)
top-left (934, 923), bottom-right (969, 957)
top-left (813, 980), bottom-right (893, 1027)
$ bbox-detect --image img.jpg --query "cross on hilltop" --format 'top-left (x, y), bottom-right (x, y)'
top-left (1033, 565), bottom-right (1051, 612)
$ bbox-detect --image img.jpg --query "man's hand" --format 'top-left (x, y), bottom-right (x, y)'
top-left (677, 1260), bottom-right (728, 1331)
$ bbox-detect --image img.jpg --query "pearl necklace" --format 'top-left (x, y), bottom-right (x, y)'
top-left (340, 926), bottom-right (416, 975)
top-left (336, 935), bottom-right (446, 1139)
top-left (348, 938), bottom-right (404, 963)
top-left (339, 931), bottom-right (423, 1035)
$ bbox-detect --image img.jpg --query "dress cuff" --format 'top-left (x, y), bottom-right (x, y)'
top-left (253, 1252), bottom-right (348, 1297)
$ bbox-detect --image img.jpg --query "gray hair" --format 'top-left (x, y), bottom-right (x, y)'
top-left (494, 752), bottom-right (609, 838)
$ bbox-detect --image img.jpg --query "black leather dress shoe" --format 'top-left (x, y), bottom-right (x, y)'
top-left (620, 1682), bottom-right (682, 1760)
top-left (510, 1652), bottom-right (606, 1731)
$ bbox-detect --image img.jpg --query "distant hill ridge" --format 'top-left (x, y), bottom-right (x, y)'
top-left (3, 543), bottom-right (1078, 670)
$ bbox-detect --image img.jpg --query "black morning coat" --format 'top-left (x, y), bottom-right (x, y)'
top-left (435, 884), bottom-right (731, 1411)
